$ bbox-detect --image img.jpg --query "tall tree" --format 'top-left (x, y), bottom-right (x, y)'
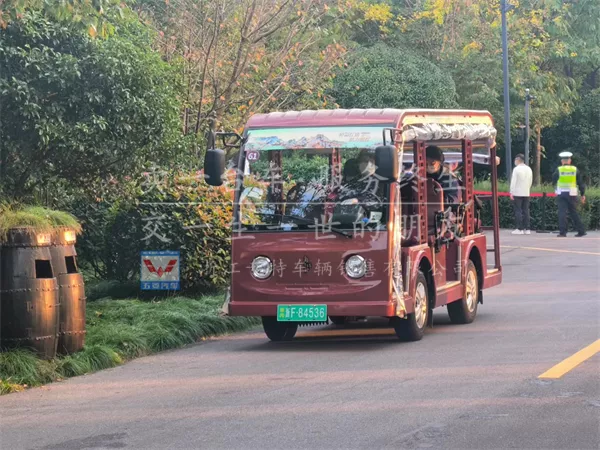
top-left (330, 43), bottom-right (457, 109)
top-left (137, 0), bottom-right (348, 136)
top-left (542, 89), bottom-right (600, 185)
top-left (0, 12), bottom-right (182, 199)
top-left (393, 0), bottom-right (599, 182)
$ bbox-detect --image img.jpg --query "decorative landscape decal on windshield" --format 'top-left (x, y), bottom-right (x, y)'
top-left (245, 126), bottom-right (385, 151)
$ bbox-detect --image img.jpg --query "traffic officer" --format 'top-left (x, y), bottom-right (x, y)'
top-left (552, 151), bottom-right (586, 237)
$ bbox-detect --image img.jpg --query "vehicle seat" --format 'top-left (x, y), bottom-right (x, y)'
top-left (455, 178), bottom-right (464, 203)
top-left (400, 175), bottom-right (418, 246)
top-left (427, 178), bottom-right (444, 236)
top-left (399, 177), bottom-right (444, 245)
top-left (343, 158), bottom-right (360, 182)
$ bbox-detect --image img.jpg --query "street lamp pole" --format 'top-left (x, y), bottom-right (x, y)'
top-left (501, 0), bottom-right (512, 181)
top-left (524, 88), bottom-right (535, 165)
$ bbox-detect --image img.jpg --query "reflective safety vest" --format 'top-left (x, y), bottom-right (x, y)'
top-left (557, 165), bottom-right (578, 195)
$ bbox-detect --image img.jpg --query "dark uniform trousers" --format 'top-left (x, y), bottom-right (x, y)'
top-left (557, 192), bottom-right (585, 235)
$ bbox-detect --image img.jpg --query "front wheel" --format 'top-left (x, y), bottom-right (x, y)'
top-left (392, 270), bottom-right (429, 341)
top-left (262, 317), bottom-right (298, 342)
top-left (447, 260), bottom-right (479, 324)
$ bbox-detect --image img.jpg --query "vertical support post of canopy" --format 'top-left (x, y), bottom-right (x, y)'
top-left (330, 149), bottom-right (341, 186)
top-left (269, 151), bottom-right (283, 216)
top-left (490, 145), bottom-right (501, 270)
top-left (414, 141), bottom-right (427, 244)
top-left (462, 139), bottom-right (475, 236)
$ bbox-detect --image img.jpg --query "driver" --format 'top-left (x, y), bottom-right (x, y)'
top-left (342, 149), bottom-right (375, 184)
top-left (333, 149), bottom-right (384, 226)
top-left (426, 145), bottom-right (461, 204)
top-left (357, 149), bottom-right (376, 178)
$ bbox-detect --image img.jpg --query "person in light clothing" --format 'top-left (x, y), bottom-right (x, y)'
top-left (510, 154), bottom-right (533, 235)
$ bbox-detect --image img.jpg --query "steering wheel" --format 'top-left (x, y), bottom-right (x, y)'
top-left (337, 186), bottom-right (384, 221)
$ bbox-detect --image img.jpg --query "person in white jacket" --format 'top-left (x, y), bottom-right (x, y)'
top-left (510, 154), bottom-right (533, 235)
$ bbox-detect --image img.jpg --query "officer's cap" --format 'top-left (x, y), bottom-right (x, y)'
top-left (559, 151), bottom-right (573, 159)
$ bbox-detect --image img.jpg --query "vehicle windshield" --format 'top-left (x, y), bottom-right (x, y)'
top-left (238, 127), bottom-right (390, 232)
top-left (239, 148), bottom-right (389, 231)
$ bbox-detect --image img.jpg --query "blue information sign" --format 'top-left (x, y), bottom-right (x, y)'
top-left (140, 251), bottom-right (180, 291)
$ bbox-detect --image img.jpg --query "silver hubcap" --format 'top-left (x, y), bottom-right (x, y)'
top-left (415, 281), bottom-right (427, 328)
top-left (465, 269), bottom-right (478, 312)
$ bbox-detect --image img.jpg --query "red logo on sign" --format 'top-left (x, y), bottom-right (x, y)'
top-left (143, 259), bottom-right (177, 278)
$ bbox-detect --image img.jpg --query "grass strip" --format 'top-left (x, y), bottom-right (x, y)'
top-left (0, 294), bottom-right (260, 394)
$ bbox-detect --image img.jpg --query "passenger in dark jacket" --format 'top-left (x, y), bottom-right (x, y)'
top-left (426, 145), bottom-right (461, 204)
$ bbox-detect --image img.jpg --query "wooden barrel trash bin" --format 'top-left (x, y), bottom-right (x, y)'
top-left (0, 228), bottom-right (60, 359)
top-left (51, 228), bottom-right (86, 355)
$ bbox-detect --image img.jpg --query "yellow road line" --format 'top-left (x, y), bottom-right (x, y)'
top-left (538, 339), bottom-right (600, 379)
top-left (502, 245), bottom-right (600, 256)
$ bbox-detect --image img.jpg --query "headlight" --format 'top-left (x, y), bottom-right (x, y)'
top-left (345, 255), bottom-right (366, 279)
top-left (251, 256), bottom-right (273, 279)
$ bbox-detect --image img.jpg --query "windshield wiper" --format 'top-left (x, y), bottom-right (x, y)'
top-left (326, 225), bottom-right (353, 239)
top-left (259, 213), bottom-right (353, 239)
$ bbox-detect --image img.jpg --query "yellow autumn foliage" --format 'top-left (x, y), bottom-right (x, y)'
top-left (358, 2), bottom-right (393, 24)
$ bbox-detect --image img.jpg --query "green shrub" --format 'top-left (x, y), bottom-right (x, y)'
top-left (138, 172), bottom-right (234, 291)
top-left (0, 11), bottom-right (183, 200)
top-left (69, 169), bottom-right (233, 292)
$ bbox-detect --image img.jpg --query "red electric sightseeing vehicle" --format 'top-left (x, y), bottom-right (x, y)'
top-left (205, 109), bottom-right (502, 341)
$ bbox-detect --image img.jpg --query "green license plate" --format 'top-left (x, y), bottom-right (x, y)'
top-left (277, 304), bottom-right (327, 322)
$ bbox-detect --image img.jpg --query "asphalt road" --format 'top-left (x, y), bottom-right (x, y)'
top-left (1, 232), bottom-right (599, 450)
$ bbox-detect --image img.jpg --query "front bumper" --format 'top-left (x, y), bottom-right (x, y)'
top-left (228, 300), bottom-right (397, 317)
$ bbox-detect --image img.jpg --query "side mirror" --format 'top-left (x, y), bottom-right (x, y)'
top-left (204, 148), bottom-right (226, 186)
top-left (375, 145), bottom-right (398, 181)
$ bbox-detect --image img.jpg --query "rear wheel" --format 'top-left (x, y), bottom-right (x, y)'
top-left (261, 317), bottom-right (298, 342)
top-left (392, 270), bottom-right (429, 341)
top-left (329, 316), bottom-right (347, 326)
top-left (447, 260), bottom-right (479, 324)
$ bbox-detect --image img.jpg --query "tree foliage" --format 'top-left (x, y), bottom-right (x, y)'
top-left (0, 0), bottom-right (123, 36)
top-left (68, 170), bottom-right (235, 291)
top-left (389, 0), bottom-right (600, 181)
top-left (137, 0), bottom-right (349, 135)
top-left (330, 43), bottom-right (457, 109)
top-left (2, 0), bottom-right (599, 204)
top-left (0, 12), bottom-right (183, 199)
top-left (542, 89), bottom-right (600, 185)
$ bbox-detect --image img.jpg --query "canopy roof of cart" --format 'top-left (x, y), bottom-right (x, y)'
top-left (245, 108), bottom-right (497, 150)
